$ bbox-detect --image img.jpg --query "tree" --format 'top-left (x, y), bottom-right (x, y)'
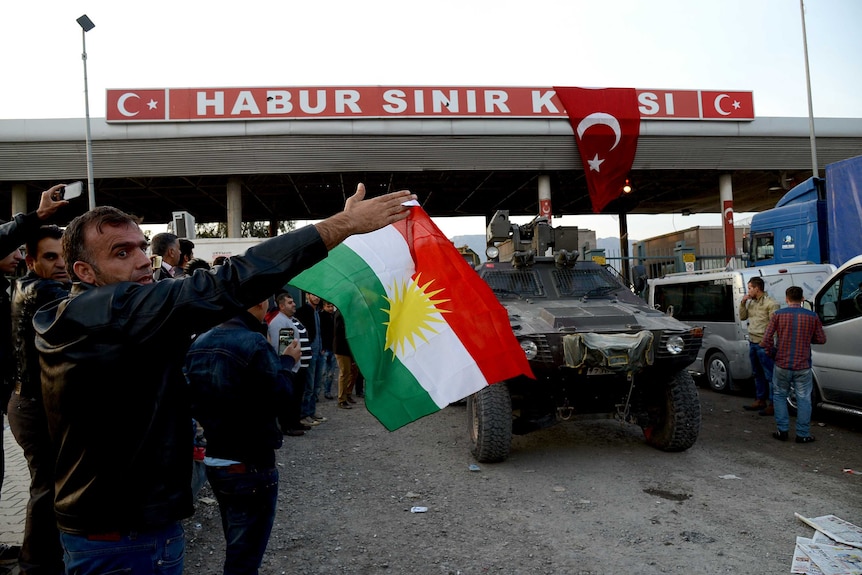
top-left (194, 220), bottom-right (296, 239)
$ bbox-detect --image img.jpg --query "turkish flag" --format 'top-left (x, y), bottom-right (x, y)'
top-left (700, 91), bottom-right (755, 120)
top-left (106, 90), bottom-right (168, 122)
top-left (553, 87), bottom-right (640, 213)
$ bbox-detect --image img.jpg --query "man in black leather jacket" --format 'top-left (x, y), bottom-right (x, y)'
top-left (9, 225), bottom-right (70, 575)
top-left (0, 185), bottom-right (68, 564)
top-left (33, 184), bottom-right (414, 574)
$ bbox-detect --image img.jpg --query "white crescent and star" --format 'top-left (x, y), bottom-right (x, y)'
top-left (713, 94), bottom-right (742, 116)
top-left (117, 92), bottom-right (160, 116)
top-left (117, 93), bottom-right (140, 117)
top-left (576, 112), bottom-right (622, 173)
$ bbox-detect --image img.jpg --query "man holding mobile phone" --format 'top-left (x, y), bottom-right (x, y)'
top-left (0, 185), bottom-right (67, 564)
top-left (267, 292), bottom-right (312, 435)
top-left (184, 299), bottom-right (301, 574)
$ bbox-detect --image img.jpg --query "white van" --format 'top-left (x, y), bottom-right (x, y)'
top-left (811, 255), bottom-right (862, 417)
top-left (647, 262), bottom-right (835, 392)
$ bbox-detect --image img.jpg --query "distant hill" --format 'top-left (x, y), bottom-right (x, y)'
top-left (597, 237), bottom-right (636, 255)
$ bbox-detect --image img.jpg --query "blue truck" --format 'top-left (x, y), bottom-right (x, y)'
top-left (746, 154), bottom-right (862, 267)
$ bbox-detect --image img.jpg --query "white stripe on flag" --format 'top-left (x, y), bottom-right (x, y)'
top-left (346, 227), bottom-right (489, 407)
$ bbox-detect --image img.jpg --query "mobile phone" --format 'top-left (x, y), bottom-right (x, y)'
top-left (150, 255), bottom-right (163, 271)
top-left (62, 181), bottom-right (84, 200)
top-left (278, 328), bottom-right (295, 355)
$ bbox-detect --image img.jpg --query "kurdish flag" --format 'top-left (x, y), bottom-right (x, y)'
top-left (290, 203), bottom-right (533, 430)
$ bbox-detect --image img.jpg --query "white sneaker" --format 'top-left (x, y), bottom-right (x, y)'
top-left (301, 417), bottom-right (320, 427)
top-left (311, 414), bottom-right (328, 422)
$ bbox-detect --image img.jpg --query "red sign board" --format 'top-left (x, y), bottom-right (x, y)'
top-left (106, 86), bottom-right (754, 123)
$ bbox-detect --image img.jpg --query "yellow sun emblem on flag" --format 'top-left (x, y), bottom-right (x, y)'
top-left (383, 273), bottom-right (450, 357)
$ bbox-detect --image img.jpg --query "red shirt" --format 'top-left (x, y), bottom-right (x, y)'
top-left (760, 304), bottom-right (826, 370)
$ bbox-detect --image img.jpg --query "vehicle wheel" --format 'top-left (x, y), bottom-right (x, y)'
top-left (642, 370), bottom-right (701, 452)
top-left (787, 377), bottom-right (819, 416)
top-left (467, 383), bottom-right (513, 463)
top-left (705, 351), bottom-right (732, 393)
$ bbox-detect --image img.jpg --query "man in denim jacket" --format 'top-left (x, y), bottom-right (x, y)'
top-left (184, 299), bottom-right (301, 573)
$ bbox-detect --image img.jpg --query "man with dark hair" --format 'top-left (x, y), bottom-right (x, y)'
top-left (34, 184), bottom-right (413, 574)
top-left (761, 286), bottom-right (826, 443)
top-left (295, 292), bottom-right (327, 425)
top-left (184, 257), bottom-right (211, 275)
top-left (178, 238), bottom-right (195, 273)
top-left (0, 185), bottom-right (67, 564)
top-left (184, 299), bottom-right (301, 573)
top-left (151, 231), bottom-right (182, 279)
top-left (740, 276), bottom-right (780, 414)
top-left (268, 292), bottom-right (311, 435)
top-left (9, 224), bottom-right (70, 575)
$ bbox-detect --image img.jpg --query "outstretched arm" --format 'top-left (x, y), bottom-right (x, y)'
top-left (314, 183), bottom-right (416, 250)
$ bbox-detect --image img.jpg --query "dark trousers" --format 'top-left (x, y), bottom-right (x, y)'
top-left (60, 523), bottom-right (183, 575)
top-left (278, 368), bottom-right (306, 431)
top-left (7, 394), bottom-right (64, 574)
top-left (749, 342), bottom-right (774, 402)
top-left (206, 465), bottom-right (279, 575)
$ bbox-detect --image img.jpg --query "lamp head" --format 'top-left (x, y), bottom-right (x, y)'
top-left (622, 178), bottom-right (632, 194)
top-left (77, 15), bottom-right (95, 32)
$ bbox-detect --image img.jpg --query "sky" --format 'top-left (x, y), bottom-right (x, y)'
top-left (2, 0), bottom-right (861, 240)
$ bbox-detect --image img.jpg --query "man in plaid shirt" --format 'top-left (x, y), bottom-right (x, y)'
top-left (761, 286), bottom-right (826, 444)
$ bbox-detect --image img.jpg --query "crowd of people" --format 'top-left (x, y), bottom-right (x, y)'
top-left (0, 182), bottom-right (414, 575)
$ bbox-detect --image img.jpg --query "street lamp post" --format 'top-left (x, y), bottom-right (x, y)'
top-left (799, 0), bottom-right (818, 179)
top-left (76, 14), bottom-right (96, 209)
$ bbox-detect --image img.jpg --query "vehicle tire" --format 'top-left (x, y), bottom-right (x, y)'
top-left (787, 377), bottom-right (820, 416)
top-left (705, 351), bottom-right (732, 393)
top-left (642, 370), bottom-right (701, 452)
top-left (467, 383), bottom-right (513, 463)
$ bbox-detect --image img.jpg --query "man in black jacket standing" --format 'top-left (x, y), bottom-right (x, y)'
top-left (8, 225), bottom-right (70, 575)
top-left (0, 185), bottom-right (68, 564)
top-left (184, 300), bottom-right (301, 574)
top-left (34, 184), bottom-right (414, 574)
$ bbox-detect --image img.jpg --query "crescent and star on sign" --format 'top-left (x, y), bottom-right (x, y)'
top-left (713, 94), bottom-right (741, 116)
top-left (576, 112), bottom-right (621, 173)
top-left (117, 93), bottom-right (160, 117)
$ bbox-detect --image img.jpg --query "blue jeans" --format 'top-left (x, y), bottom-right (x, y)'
top-left (301, 350), bottom-right (325, 417)
top-left (60, 522), bottom-right (184, 575)
top-left (321, 350), bottom-right (338, 395)
top-left (773, 366), bottom-right (814, 437)
top-left (206, 465), bottom-right (279, 575)
top-left (749, 342), bottom-right (774, 402)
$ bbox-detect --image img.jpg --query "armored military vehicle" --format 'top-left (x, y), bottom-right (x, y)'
top-left (468, 211), bottom-right (704, 462)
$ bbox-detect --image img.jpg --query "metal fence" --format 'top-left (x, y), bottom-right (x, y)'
top-left (597, 247), bottom-right (746, 280)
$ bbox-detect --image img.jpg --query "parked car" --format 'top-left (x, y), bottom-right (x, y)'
top-left (647, 262), bottom-right (835, 392)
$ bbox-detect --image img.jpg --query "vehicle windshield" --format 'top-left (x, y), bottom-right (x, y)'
top-left (483, 265), bottom-right (624, 298)
top-left (483, 269), bottom-right (544, 298)
top-left (553, 267), bottom-right (622, 297)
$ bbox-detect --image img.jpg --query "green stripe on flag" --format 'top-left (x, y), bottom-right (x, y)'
top-left (290, 243), bottom-right (441, 430)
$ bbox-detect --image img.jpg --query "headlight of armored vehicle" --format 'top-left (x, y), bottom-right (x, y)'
top-left (665, 335), bottom-right (685, 355)
top-left (520, 340), bottom-right (538, 360)
top-left (486, 246), bottom-right (500, 260)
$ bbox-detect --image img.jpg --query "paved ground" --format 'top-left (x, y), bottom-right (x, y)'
top-left (0, 416), bottom-right (25, 547)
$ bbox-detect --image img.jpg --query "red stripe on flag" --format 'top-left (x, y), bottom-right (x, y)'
top-left (392, 207), bottom-right (534, 385)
